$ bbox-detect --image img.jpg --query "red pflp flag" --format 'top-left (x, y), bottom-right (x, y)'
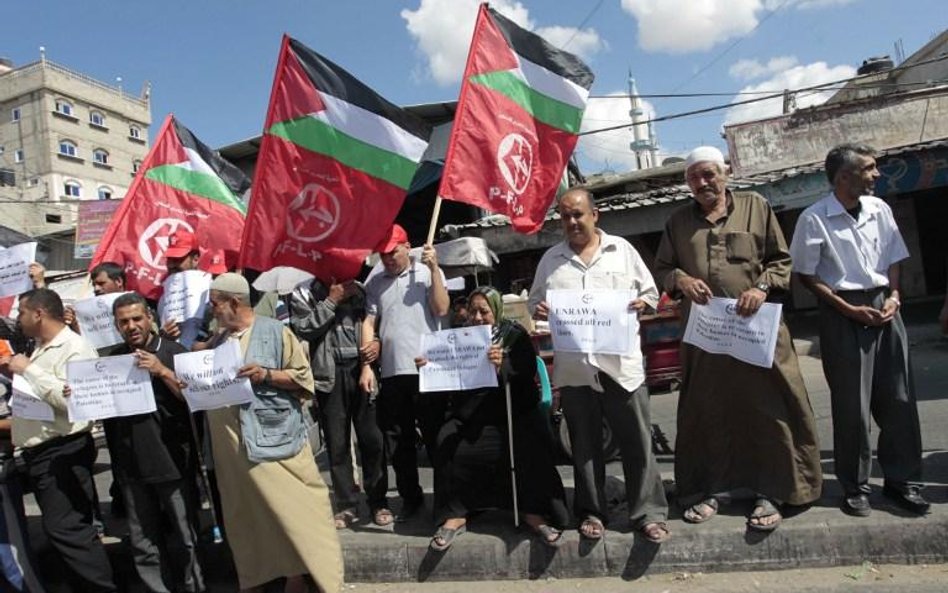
top-left (91, 115), bottom-right (250, 299)
top-left (438, 4), bottom-right (595, 234)
top-left (239, 36), bottom-right (431, 282)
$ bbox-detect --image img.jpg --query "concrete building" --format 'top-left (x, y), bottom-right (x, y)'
top-left (0, 52), bottom-right (151, 237)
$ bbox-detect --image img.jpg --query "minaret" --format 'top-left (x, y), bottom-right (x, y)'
top-left (628, 72), bottom-right (658, 169)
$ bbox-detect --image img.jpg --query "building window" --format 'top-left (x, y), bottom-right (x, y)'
top-left (89, 111), bottom-right (106, 127)
top-left (0, 146), bottom-right (4, 155)
top-left (59, 140), bottom-right (78, 157)
top-left (64, 180), bottom-right (82, 198)
top-left (27, 177), bottom-right (39, 188)
top-left (55, 99), bottom-right (74, 117)
top-left (129, 125), bottom-right (142, 139)
top-left (14, 149), bottom-right (24, 163)
top-left (46, 214), bottom-right (62, 224)
top-left (11, 108), bottom-right (20, 122)
top-left (93, 148), bottom-right (109, 165)
top-left (97, 186), bottom-right (113, 200)
top-left (132, 159), bottom-right (142, 173)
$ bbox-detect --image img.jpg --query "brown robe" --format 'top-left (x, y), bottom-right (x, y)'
top-left (655, 191), bottom-right (822, 506)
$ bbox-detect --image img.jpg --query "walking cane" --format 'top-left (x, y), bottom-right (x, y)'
top-left (505, 381), bottom-right (520, 528)
top-left (187, 413), bottom-right (224, 544)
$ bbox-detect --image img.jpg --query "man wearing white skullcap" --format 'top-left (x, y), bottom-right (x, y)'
top-left (655, 147), bottom-right (822, 532)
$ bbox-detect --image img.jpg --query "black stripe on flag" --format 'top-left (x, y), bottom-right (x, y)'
top-left (487, 7), bottom-right (595, 90)
top-left (288, 38), bottom-right (431, 142)
top-left (172, 118), bottom-right (251, 195)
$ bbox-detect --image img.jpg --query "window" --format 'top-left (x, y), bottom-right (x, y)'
top-left (89, 111), bottom-right (106, 127)
top-left (59, 140), bottom-right (78, 157)
top-left (64, 180), bottom-right (82, 198)
top-left (27, 177), bottom-right (39, 188)
top-left (0, 146), bottom-right (4, 155)
top-left (46, 214), bottom-right (62, 224)
top-left (55, 99), bottom-right (73, 116)
top-left (93, 148), bottom-right (109, 165)
top-left (97, 186), bottom-right (113, 200)
top-left (11, 108), bottom-right (20, 122)
top-left (129, 125), bottom-right (142, 139)
top-left (132, 159), bottom-right (142, 173)
top-left (14, 149), bottom-right (24, 163)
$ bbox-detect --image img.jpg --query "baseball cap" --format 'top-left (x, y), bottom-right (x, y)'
top-left (203, 249), bottom-right (228, 275)
top-left (165, 230), bottom-right (199, 259)
top-left (375, 224), bottom-right (409, 254)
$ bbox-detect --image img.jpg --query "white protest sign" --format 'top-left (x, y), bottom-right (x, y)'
top-left (548, 289), bottom-right (636, 355)
top-left (419, 325), bottom-right (498, 393)
top-left (683, 297), bottom-right (782, 368)
top-left (10, 374), bottom-right (55, 422)
top-left (66, 355), bottom-right (157, 422)
top-left (158, 270), bottom-right (211, 324)
top-left (174, 339), bottom-right (253, 412)
top-left (74, 292), bottom-right (129, 350)
top-left (0, 242), bottom-right (38, 298)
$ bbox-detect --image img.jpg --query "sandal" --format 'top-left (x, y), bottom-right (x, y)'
top-left (683, 497), bottom-right (718, 524)
top-left (430, 523), bottom-right (466, 551)
top-left (579, 516), bottom-right (605, 541)
top-left (333, 509), bottom-right (358, 530)
top-left (532, 524), bottom-right (564, 548)
top-left (747, 498), bottom-right (782, 532)
top-left (372, 507), bottom-right (394, 527)
top-left (639, 522), bottom-right (671, 544)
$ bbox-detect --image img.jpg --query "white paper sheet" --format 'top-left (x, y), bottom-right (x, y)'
top-left (548, 289), bottom-right (636, 355)
top-left (74, 292), bottom-right (129, 350)
top-left (0, 242), bottom-right (38, 298)
top-left (418, 325), bottom-right (498, 393)
top-left (682, 297), bottom-right (782, 368)
top-left (66, 354), bottom-right (157, 422)
top-left (158, 270), bottom-right (211, 324)
top-left (10, 374), bottom-right (55, 422)
top-left (174, 340), bottom-right (254, 412)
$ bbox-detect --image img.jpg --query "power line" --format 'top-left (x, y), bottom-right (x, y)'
top-left (588, 80), bottom-right (937, 99)
top-left (579, 53), bottom-right (948, 137)
top-left (562, 0), bottom-right (606, 51)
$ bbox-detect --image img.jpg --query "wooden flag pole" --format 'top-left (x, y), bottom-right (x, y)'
top-left (425, 196), bottom-right (444, 246)
top-left (505, 381), bottom-right (520, 528)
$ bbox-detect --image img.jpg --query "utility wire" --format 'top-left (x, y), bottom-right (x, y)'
top-left (579, 53), bottom-right (948, 137)
top-left (588, 80), bottom-right (937, 99)
top-left (561, 0), bottom-right (606, 51)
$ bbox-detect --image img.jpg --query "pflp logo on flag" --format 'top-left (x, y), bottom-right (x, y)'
top-left (285, 183), bottom-right (341, 243)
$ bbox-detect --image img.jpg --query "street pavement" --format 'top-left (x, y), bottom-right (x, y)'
top-left (24, 300), bottom-right (948, 590)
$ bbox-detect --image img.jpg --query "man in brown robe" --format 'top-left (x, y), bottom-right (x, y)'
top-left (655, 146), bottom-right (822, 531)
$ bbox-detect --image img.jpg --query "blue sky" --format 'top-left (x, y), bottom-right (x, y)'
top-left (6, 0), bottom-right (945, 174)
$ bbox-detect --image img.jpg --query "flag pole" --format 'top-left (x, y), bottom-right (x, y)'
top-left (505, 381), bottom-right (520, 528)
top-left (187, 413), bottom-right (224, 544)
top-left (425, 196), bottom-right (443, 246)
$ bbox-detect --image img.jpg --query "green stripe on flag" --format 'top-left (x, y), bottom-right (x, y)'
top-left (268, 117), bottom-right (419, 190)
top-left (469, 71), bottom-right (584, 134)
top-left (145, 165), bottom-right (246, 214)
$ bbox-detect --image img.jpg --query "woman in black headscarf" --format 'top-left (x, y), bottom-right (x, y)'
top-left (420, 286), bottom-right (569, 551)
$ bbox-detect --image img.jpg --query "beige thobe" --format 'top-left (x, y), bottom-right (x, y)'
top-left (206, 320), bottom-right (344, 591)
top-left (655, 191), bottom-right (822, 506)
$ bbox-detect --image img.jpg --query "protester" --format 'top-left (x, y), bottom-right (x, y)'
top-left (200, 273), bottom-right (342, 593)
top-left (528, 189), bottom-right (670, 543)
top-left (159, 230), bottom-right (210, 344)
top-left (0, 289), bottom-right (116, 592)
top-left (100, 292), bottom-right (204, 592)
top-left (289, 279), bottom-right (391, 529)
top-left (421, 286), bottom-right (569, 551)
top-left (654, 146), bottom-right (822, 531)
top-left (0, 380), bottom-right (46, 592)
top-left (359, 224), bottom-right (449, 520)
top-left (790, 143), bottom-right (928, 516)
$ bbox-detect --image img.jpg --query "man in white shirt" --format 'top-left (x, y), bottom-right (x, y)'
top-left (528, 189), bottom-right (669, 544)
top-left (0, 288), bottom-right (116, 592)
top-left (790, 143), bottom-right (927, 517)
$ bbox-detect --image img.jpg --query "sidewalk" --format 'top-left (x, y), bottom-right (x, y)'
top-left (27, 301), bottom-right (948, 589)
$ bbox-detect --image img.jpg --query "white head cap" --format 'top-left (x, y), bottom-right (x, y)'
top-left (685, 146), bottom-right (726, 172)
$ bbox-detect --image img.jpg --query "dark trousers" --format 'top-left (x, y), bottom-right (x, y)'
top-left (123, 479), bottom-right (204, 593)
top-left (23, 432), bottom-right (116, 592)
top-left (376, 375), bottom-right (442, 506)
top-left (0, 457), bottom-right (45, 592)
top-left (560, 376), bottom-right (667, 528)
top-left (819, 290), bottom-right (923, 494)
top-left (317, 358), bottom-right (388, 512)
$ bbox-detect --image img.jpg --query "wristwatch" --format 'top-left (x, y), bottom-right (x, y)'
top-left (755, 282), bottom-right (771, 294)
top-left (263, 368), bottom-right (272, 386)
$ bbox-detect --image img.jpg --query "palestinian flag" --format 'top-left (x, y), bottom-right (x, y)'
top-left (239, 35), bottom-right (431, 281)
top-left (438, 4), bottom-right (594, 234)
top-left (91, 115), bottom-right (249, 299)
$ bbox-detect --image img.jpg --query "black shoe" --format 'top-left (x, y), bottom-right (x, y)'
top-left (841, 493), bottom-right (871, 517)
top-left (882, 484), bottom-right (930, 515)
top-left (396, 499), bottom-right (424, 523)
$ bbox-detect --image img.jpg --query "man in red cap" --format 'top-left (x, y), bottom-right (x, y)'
top-left (359, 224), bottom-right (449, 520)
top-left (158, 230), bottom-right (210, 346)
